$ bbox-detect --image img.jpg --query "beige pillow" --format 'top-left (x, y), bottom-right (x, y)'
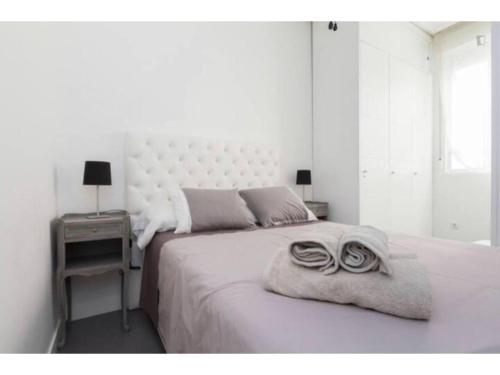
top-left (182, 188), bottom-right (256, 232)
top-left (239, 186), bottom-right (311, 227)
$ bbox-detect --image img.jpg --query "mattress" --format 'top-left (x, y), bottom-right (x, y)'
top-left (150, 221), bottom-right (500, 353)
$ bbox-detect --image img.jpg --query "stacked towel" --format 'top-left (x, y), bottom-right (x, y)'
top-left (265, 225), bottom-right (432, 320)
top-left (263, 248), bottom-right (432, 320)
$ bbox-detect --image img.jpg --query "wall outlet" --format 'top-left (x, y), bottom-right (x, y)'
top-left (451, 223), bottom-right (459, 230)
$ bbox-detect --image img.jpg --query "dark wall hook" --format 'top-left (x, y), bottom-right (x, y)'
top-left (328, 21), bottom-right (338, 31)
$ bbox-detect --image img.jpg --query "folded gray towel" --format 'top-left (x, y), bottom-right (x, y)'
top-left (263, 247), bottom-right (432, 320)
top-left (338, 225), bottom-right (393, 275)
top-left (289, 234), bottom-right (340, 275)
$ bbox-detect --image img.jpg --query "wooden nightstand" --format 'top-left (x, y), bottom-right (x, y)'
top-left (56, 211), bottom-right (131, 349)
top-left (305, 201), bottom-right (329, 220)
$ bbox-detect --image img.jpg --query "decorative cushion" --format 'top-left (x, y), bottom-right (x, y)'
top-left (239, 186), bottom-right (315, 227)
top-left (182, 188), bottom-right (256, 232)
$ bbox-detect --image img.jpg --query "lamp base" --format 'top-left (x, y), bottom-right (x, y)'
top-left (87, 185), bottom-right (110, 219)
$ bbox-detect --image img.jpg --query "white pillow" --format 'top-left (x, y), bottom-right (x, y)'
top-left (133, 196), bottom-right (176, 249)
top-left (167, 182), bottom-right (192, 234)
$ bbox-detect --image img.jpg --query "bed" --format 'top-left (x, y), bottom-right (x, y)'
top-left (126, 133), bottom-right (500, 353)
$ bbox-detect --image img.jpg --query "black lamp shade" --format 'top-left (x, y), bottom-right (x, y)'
top-left (296, 170), bottom-right (311, 185)
top-left (83, 161), bottom-right (112, 186)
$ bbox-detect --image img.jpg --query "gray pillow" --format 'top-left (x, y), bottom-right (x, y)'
top-left (182, 188), bottom-right (256, 232)
top-left (239, 186), bottom-right (309, 227)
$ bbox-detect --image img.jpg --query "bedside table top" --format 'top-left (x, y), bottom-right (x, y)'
top-left (304, 201), bottom-right (328, 206)
top-left (61, 210), bottom-right (128, 224)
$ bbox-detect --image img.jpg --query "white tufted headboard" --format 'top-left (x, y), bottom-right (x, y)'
top-left (126, 133), bottom-right (280, 218)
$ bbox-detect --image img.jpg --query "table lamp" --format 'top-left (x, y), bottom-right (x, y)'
top-left (83, 161), bottom-right (111, 218)
top-left (296, 169), bottom-right (311, 201)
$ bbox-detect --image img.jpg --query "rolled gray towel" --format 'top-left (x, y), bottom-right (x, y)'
top-left (338, 225), bottom-right (393, 275)
top-left (289, 234), bottom-right (340, 275)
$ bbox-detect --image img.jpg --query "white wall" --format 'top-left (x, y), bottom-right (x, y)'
top-left (0, 24), bottom-right (58, 352)
top-left (312, 22), bottom-right (360, 224)
top-left (52, 23), bottom-right (313, 217)
top-left (432, 22), bottom-right (491, 242)
top-left (13, 22), bottom-right (313, 320)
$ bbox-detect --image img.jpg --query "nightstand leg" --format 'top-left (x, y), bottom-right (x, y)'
top-left (65, 277), bottom-right (72, 322)
top-left (56, 275), bottom-right (67, 348)
top-left (120, 269), bottom-right (130, 332)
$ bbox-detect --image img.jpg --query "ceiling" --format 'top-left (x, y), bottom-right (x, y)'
top-left (413, 22), bottom-right (457, 35)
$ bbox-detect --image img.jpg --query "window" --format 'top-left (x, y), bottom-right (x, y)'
top-left (440, 36), bottom-right (491, 173)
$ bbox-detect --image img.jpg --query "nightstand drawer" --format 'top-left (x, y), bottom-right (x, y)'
top-left (305, 201), bottom-right (329, 218)
top-left (65, 223), bottom-right (123, 241)
top-left (309, 206), bottom-right (328, 217)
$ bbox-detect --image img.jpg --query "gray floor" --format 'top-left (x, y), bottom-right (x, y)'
top-left (59, 309), bottom-right (165, 353)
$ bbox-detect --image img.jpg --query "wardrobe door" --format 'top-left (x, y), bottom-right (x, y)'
top-left (411, 69), bottom-right (433, 235)
top-left (388, 57), bottom-right (415, 234)
top-left (359, 42), bottom-right (390, 229)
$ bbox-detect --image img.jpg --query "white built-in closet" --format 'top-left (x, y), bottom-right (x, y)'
top-left (359, 23), bottom-right (432, 236)
top-left (313, 22), bottom-right (433, 236)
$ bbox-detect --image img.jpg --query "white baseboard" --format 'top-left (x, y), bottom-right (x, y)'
top-left (46, 319), bottom-right (61, 354)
